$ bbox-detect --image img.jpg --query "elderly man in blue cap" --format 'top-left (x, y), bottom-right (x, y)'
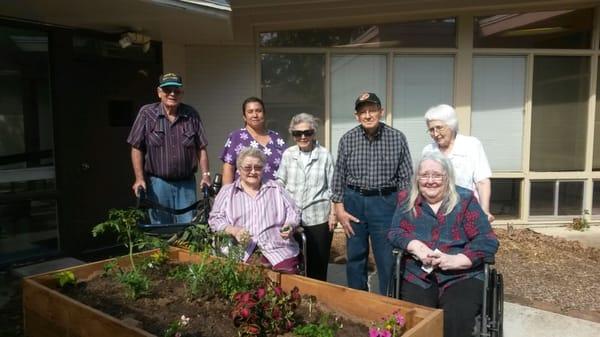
top-left (331, 92), bottom-right (413, 294)
top-left (127, 73), bottom-right (210, 224)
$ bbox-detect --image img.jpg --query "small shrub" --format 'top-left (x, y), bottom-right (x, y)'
top-left (55, 271), bottom-right (76, 288)
top-left (230, 280), bottom-right (301, 336)
top-left (570, 217), bottom-right (590, 232)
top-left (293, 313), bottom-right (343, 337)
top-left (163, 315), bottom-right (190, 337)
top-left (115, 269), bottom-right (150, 299)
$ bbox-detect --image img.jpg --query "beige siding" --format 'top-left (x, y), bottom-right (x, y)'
top-left (185, 46), bottom-right (257, 176)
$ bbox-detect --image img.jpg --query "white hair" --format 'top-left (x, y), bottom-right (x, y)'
top-left (424, 104), bottom-right (459, 133)
top-left (236, 147), bottom-right (266, 169)
top-left (288, 113), bottom-right (319, 134)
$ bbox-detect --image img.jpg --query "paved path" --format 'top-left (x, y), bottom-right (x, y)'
top-left (530, 225), bottom-right (600, 249)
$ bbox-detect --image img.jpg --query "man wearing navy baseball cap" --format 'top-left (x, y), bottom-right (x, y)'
top-left (330, 92), bottom-right (413, 294)
top-left (127, 73), bottom-right (211, 224)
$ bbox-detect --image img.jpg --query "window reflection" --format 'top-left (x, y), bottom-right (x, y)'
top-left (490, 179), bottom-right (521, 219)
top-left (474, 8), bottom-right (593, 49)
top-left (260, 18), bottom-right (455, 48)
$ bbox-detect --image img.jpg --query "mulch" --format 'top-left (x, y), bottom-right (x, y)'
top-left (330, 226), bottom-right (600, 323)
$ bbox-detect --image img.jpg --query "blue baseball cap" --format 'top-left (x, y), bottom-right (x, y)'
top-left (159, 73), bottom-right (183, 87)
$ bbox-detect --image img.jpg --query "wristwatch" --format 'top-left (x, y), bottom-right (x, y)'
top-left (202, 172), bottom-right (211, 177)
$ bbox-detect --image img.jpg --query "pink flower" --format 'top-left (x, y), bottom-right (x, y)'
top-left (240, 308), bottom-right (250, 319)
top-left (369, 327), bottom-right (380, 337)
top-left (273, 286), bottom-right (283, 296)
top-left (256, 288), bottom-right (266, 299)
top-left (381, 330), bottom-right (392, 337)
top-left (395, 313), bottom-right (405, 326)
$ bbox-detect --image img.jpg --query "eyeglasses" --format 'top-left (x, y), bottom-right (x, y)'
top-left (417, 174), bottom-right (445, 182)
top-left (426, 125), bottom-right (447, 135)
top-left (161, 87), bottom-right (182, 95)
top-left (291, 129), bottom-right (315, 138)
top-left (240, 165), bottom-right (264, 173)
top-left (355, 109), bottom-right (381, 117)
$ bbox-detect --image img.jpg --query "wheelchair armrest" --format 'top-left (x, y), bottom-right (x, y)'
top-left (392, 248), bottom-right (405, 256)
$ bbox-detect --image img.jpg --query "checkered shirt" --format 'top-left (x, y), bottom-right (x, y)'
top-left (331, 123), bottom-right (413, 202)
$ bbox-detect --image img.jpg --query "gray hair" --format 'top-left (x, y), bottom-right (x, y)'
top-left (405, 151), bottom-right (459, 216)
top-left (424, 104), bottom-right (459, 133)
top-left (288, 113), bottom-right (319, 134)
top-left (236, 147), bottom-right (266, 169)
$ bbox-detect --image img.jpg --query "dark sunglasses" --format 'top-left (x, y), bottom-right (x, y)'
top-left (161, 87), bottom-right (182, 95)
top-left (291, 129), bottom-right (315, 138)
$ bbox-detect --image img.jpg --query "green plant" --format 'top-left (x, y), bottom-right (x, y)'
top-left (570, 210), bottom-right (590, 232)
top-left (102, 259), bottom-right (118, 276)
top-left (163, 315), bottom-right (190, 337)
top-left (230, 279), bottom-right (301, 336)
top-left (54, 271), bottom-right (76, 288)
top-left (92, 208), bottom-right (151, 272)
top-left (293, 313), bottom-right (342, 337)
top-left (115, 268), bottom-right (150, 299)
top-left (369, 310), bottom-right (406, 337)
top-left (169, 223), bottom-right (234, 256)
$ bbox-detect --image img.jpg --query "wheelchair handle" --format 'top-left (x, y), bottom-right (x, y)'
top-left (136, 186), bottom-right (146, 207)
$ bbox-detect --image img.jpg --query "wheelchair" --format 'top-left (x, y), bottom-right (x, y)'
top-left (387, 248), bottom-right (503, 337)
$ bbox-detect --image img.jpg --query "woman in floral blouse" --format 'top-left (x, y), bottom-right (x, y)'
top-left (388, 151), bottom-right (498, 337)
top-left (220, 97), bottom-right (286, 185)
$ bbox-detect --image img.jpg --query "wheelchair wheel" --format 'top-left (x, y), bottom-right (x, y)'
top-left (493, 272), bottom-right (504, 337)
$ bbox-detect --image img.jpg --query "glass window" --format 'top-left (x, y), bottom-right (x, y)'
top-left (530, 180), bottom-right (584, 216)
top-left (392, 55), bottom-right (454, 164)
top-left (260, 18), bottom-right (456, 48)
top-left (261, 54), bottom-right (325, 143)
top-left (530, 181), bottom-right (555, 216)
top-left (594, 57), bottom-right (600, 170)
top-left (593, 181), bottom-right (600, 217)
top-left (490, 178), bottom-right (521, 219)
top-left (330, 55), bottom-right (386, 157)
top-left (474, 8), bottom-right (593, 49)
top-left (472, 56), bottom-right (525, 171)
top-left (530, 56), bottom-right (589, 171)
top-left (0, 25), bottom-right (58, 265)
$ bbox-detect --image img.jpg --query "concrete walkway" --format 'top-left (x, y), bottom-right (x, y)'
top-left (530, 225), bottom-right (600, 249)
top-left (326, 263), bottom-right (600, 337)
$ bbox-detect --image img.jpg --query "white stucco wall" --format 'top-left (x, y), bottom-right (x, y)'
top-left (184, 45), bottom-right (257, 176)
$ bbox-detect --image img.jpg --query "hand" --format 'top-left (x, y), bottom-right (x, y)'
top-left (429, 251), bottom-right (472, 271)
top-left (485, 212), bottom-right (495, 223)
top-left (336, 209), bottom-right (359, 238)
top-left (132, 180), bottom-right (146, 196)
top-left (228, 226), bottom-right (251, 244)
top-left (280, 224), bottom-right (293, 240)
top-left (200, 175), bottom-right (211, 187)
top-left (327, 213), bottom-right (337, 232)
top-left (407, 240), bottom-right (435, 267)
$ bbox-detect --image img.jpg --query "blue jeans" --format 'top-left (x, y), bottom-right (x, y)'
top-left (147, 176), bottom-right (196, 224)
top-left (344, 188), bottom-right (397, 294)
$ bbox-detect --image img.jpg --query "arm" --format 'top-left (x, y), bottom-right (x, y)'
top-left (325, 152), bottom-right (337, 231)
top-left (476, 178), bottom-right (494, 222)
top-left (397, 133), bottom-right (413, 190)
top-left (222, 163), bottom-right (235, 185)
top-left (131, 147), bottom-right (146, 195)
top-left (198, 146), bottom-right (211, 187)
top-left (331, 138), bottom-right (358, 237)
top-left (274, 151), bottom-right (289, 186)
top-left (278, 185), bottom-right (301, 239)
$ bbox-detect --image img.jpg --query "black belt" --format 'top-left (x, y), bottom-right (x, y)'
top-left (347, 185), bottom-right (397, 196)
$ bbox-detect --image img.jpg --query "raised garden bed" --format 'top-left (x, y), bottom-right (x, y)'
top-left (22, 247), bottom-right (442, 337)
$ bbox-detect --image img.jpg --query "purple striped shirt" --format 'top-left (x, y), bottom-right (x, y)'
top-left (127, 102), bottom-right (208, 180)
top-left (208, 179), bottom-right (301, 265)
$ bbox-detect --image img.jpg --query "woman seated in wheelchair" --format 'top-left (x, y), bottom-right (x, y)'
top-left (208, 147), bottom-right (301, 274)
top-left (388, 151), bottom-right (499, 337)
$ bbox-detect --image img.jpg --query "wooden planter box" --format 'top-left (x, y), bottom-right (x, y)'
top-left (23, 248), bottom-right (442, 337)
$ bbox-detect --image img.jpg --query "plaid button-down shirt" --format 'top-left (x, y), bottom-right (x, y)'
top-left (276, 144), bottom-right (335, 226)
top-left (331, 123), bottom-right (413, 202)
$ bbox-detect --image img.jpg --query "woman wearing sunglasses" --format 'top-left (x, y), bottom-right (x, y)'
top-left (275, 113), bottom-right (336, 281)
top-left (220, 97), bottom-right (286, 185)
top-left (209, 147), bottom-right (301, 273)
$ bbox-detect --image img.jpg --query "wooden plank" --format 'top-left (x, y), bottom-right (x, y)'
top-left (280, 274), bottom-right (443, 337)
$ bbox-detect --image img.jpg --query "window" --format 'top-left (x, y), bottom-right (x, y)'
top-left (490, 179), bottom-right (521, 219)
top-left (474, 8), bottom-right (593, 49)
top-left (392, 55), bottom-right (454, 164)
top-left (260, 18), bottom-right (456, 48)
top-left (530, 180), bottom-right (584, 216)
top-left (530, 56), bottom-right (589, 171)
top-left (261, 54), bottom-right (325, 142)
top-left (330, 54), bottom-right (386, 157)
top-left (472, 56), bottom-right (525, 171)
top-left (593, 181), bottom-right (600, 217)
top-left (593, 57), bottom-right (600, 171)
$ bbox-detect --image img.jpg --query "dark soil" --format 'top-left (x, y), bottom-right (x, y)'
top-left (330, 226), bottom-right (600, 322)
top-left (61, 263), bottom-right (369, 337)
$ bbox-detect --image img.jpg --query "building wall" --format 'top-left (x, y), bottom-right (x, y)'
top-left (185, 45), bottom-right (257, 173)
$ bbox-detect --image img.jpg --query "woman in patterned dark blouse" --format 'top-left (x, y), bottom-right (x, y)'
top-left (388, 151), bottom-right (498, 337)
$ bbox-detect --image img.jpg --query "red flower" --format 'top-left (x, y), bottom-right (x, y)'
top-left (273, 286), bottom-right (283, 296)
top-left (256, 287), bottom-right (266, 299)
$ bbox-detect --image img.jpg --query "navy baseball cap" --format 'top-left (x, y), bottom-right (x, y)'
top-left (159, 73), bottom-right (183, 87)
top-left (355, 92), bottom-right (381, 110)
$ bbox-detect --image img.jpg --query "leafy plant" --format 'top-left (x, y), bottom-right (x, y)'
top-left (369, 310), bottom-right (406, 337)
top-left (570, 210), bottom-right (590, 232)
top-left (169, 223), bottom-right (234, 256)
top-left (230, 280), bottom-right (301, 336)
top-left (293, 313), bottom-right (343, 337)
top-left (115, 268), bottom-right (150, 299)
top-left (92, 208), bottom-right (153, 272)
top-left (163, 315), bottom-right (190, 337)
top-left (54, 271), bottom-right (76, 288)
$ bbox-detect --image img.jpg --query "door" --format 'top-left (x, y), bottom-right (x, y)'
top-left (52, 33), bottom-right (161, 254)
